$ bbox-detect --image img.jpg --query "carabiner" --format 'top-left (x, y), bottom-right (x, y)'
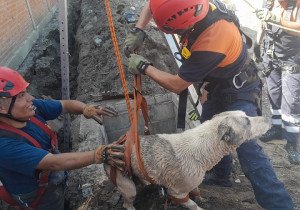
top-left (233, 72), bottom-right (246, 89)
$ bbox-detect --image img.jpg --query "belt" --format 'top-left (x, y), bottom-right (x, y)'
top-left (225, 61), bottom-right (259, 89)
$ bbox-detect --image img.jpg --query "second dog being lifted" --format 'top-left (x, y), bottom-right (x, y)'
top-left (105, 111), bottom-right (271, 210)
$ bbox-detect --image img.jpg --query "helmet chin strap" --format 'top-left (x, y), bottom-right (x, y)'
top-left (0, 96), bottom-right (28, 123)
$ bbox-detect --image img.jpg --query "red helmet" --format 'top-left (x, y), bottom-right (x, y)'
top-left (150, 0), bottom-right (210, 34)
top-left (0, 66), bottom-right (29, 98)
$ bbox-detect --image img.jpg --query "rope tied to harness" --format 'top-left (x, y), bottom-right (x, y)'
top-left (103, 0), bottom-right (154, 184)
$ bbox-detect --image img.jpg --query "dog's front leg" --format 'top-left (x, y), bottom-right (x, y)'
top-left (167, 189), bottom-right (204, 210)
top-left (104, 165), bottom-right (136, 210)
top-left (182, 199), bottom-right (204, 210)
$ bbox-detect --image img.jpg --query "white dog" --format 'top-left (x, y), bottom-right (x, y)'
top-left (105, 111), bottom-right (271, 210)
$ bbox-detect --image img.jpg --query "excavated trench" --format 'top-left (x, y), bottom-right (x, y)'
top-left (18, 0), bottom-right (185, 209)
top-left (12, 0), bottom-right (262, 208)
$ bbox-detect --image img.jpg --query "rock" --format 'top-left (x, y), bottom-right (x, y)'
top-left (94, 35), bottom-right (102, 46)
top-left (108, 192), bottom-right (121, 206)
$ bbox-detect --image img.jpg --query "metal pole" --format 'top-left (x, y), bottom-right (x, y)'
top-left (58, 0), bottom-right (71, 149)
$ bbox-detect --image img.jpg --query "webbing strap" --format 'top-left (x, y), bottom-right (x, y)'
top-left (0, 118), bottom-right (51, 208)
top-left (110, 77), bottom-right (153, 185)
top-left (30, 117), bottom-right (58, 148)
top-left (103, 0), bottom-right (153, 185)
top-left (0, 186), bottom-right (19, 208)
top-left (0, 122), bottom-right (42, 148)
top-left (133, 75), bottom-right (155, 184)
top-left (177, 89), bottom-right (188, 129)
top-left (0, 162), bottom-right (49, 209)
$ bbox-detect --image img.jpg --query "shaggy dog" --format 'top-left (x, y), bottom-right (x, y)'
top-left (105, 111), bottom-right (271, 210)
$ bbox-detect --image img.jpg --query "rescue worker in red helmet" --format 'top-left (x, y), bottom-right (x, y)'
top-left (124, 0), bottom-right (293, 209)
top-left (0, 66), bottom-right (124, 209)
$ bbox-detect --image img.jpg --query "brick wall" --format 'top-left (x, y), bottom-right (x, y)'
top-left (0, 0), bottom-right (58, 66)
top-left (47, 0), bottom-right (58, 10)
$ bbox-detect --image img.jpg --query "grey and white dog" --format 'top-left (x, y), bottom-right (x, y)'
top-left (105, 111), bottom-right (271, 210)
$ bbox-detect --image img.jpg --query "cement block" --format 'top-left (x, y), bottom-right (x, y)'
top-left (71, 115), bottom-right (108, 151)
top-left (151, 119), bottom-right (176, 134)
top-left (149, 101), bottom-right (175, 122)
top-left (153, 93), bottom-right (171, 104)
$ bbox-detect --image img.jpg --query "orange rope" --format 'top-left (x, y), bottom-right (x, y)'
top-left (103, 0), bottom-right (133, 125)
top-left (103, 1), bottom-right (154, 184)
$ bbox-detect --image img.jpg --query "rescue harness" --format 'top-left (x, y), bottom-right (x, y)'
top-left (0, 117), bottom-right (57, 209)
top-left (176, 0), bottom-right (261, 127)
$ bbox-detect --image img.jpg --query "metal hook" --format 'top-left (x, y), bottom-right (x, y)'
top-left (233, 72), bottom-right (246, 89)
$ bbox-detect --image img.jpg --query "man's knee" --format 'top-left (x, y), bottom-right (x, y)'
top-left (237, 140), bottom-right (271, 174)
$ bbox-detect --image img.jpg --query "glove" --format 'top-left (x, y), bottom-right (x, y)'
top-left (128, 54), bottom-right (152, 75)
top-left (255, 8), bottom-right (280, 23)
top-left (94, 144), bottom-right (125, 171)
top-left (253, 42), bottom-right (262, 63)
top-left (124, 27), bottom-right (146, 58)
top-left (188, 110), bottom-right (199, 121)
top-left (83, 105), bottom-right (117, 124)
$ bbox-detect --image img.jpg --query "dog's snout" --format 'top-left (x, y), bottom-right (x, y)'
top-left (249, 116), bottom-right (272, 139)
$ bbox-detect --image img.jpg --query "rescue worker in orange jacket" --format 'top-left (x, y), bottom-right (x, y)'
top-left (0, 66), bottom-right (124, 209)
top-left (124, 0), bottom-right (293, 209)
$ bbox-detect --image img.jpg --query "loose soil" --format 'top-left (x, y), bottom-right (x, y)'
top-left (14, 0), bottom-right (300, 209)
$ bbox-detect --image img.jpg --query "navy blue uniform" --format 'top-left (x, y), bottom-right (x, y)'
top-left (261, 1), bottom-right (300, 146)
top-left (0, 99), bottom-right (65, 209)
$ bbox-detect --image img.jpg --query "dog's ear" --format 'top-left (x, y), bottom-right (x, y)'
top-left (218, 118), bottom-right (236, 143)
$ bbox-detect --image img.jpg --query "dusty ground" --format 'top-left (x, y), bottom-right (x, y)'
top-left (14, 0), bottom-right (300, 209)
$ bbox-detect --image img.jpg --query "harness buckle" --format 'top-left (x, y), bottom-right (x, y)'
top-left (282, 64), bottom-right (300, 74)
top-left (232, 71), bottom-right (246, 89)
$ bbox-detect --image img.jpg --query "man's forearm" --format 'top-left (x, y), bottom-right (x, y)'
top-left (61, 100), bottom-right (86, 114)
top-left (145, 66), bottom-right (191, 94)
top-left (37, 151), bottom-right (96, 171)
top-left (281, 19), bottom-right (300, 30)
top-left (136, 2), bottom-right (152, 30)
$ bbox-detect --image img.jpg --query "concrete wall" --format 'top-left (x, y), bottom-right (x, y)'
top-left (99, 93), bottom-right (200, 142)
top-left (0, 0), bottom-right (58, 68)
top-left (102, 94), bottom-right (177, 142)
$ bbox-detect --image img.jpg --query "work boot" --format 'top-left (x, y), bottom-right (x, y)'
top-left (202, 172), bottom-right (232, 187)
top-left (285, 142), bottom-right (300, 165)
top-left (260, 125), bottom-right (282, 142)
